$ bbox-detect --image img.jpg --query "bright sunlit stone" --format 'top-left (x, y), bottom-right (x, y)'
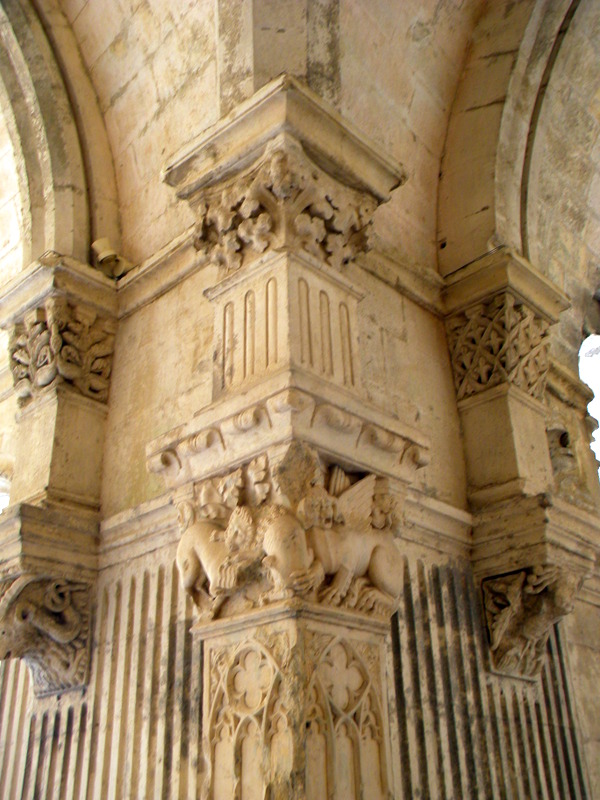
top-left (579, 335), bottom-right (600, 471)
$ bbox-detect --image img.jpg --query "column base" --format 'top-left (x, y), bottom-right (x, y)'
top-left (195, 601), bottom-right (399, 799)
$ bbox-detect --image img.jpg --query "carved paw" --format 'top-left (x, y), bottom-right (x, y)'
top-left (288, 560), bottom-right (325, 595)
top-left (320, 583), bottom-right (346, 606)
top-left (354, 586), bottom-right (396, 615)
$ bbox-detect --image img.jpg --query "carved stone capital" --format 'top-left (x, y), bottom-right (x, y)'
top-left (188, 134), bottom-right (379, 273)
top-left (0, 504), bottom-right (96, 695)
top-left (0, 253), bottom-right (117, 407)
top-left (482, 564), bottom-right (579, 678)
top-left (173, 444), bottom-right (403, 623)
top-left (446, 291), bottom-right (551, 401)
top-left (164, 75), bottom-right (405, 274)
top-left (0, 253), bottom-right (117, 509)
top-left (0, 574), bottom-right (91, 696)
top-left (444, 249), bottom-right (568, 403)
top-left (9, 296), bottom-right (116, 406)
top-left (444, 249), bottom-right (570, 507)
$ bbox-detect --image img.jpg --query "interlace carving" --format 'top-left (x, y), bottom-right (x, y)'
top-left (0, 575), bottom-right (90, 695)
top-left (446, 292), bottom-right (550, 401)
top-left (192, 136), bottom-right (377, 272)
top-left (9, 298), bottom-right (115, 405)
top-left (175, 444), bottom-right (402, 621)
top-left (482, 564), bottom-right (579, 677)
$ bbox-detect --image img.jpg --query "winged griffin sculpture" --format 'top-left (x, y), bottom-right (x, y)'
top-left (175, 447), bottom-right (403, 620)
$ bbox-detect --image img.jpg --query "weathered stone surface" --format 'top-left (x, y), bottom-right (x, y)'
top-left (0, 1), bottom-right (598, 797)
top-left (196, 604), bottom-right (398, 799)
top-left (0, 574), bottom-right (91, 696)
top-left (482, 564), bottom-right (579, 677)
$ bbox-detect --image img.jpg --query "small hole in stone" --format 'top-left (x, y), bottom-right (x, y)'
top-left (559, 431), bottom-right (570, 448)
top-left (439, 239), bottom-right (447, 250)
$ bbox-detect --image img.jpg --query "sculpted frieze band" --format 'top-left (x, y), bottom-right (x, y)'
top-left (147, 391), bottom-right (430, 488)
top-left (175, 445), bottom-right (403, 622)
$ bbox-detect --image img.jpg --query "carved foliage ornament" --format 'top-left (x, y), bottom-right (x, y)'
top-left (9, 298), bottom-right (115, 405)
top-left (446, 292), bottom-right (550, 401)
top-left (0, 575), bottom-right (91, 695)
top-left (175, 445), bottom-right (402, 621)
top-left (192, 137), bottom-right (377, 272)
top-left (482, 564), bottom-right (579, 677)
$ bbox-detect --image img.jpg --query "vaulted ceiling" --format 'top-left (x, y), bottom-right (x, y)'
top-left (0, 0), bottom-right (598, 369)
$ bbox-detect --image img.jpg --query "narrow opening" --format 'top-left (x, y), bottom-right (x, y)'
top-left (578, 335), bottom-right (600, 476)
top-left (0, 475), bottom-right (10, 512)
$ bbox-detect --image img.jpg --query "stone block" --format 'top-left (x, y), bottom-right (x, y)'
top-left (196, 603), bottom-right (399, 799)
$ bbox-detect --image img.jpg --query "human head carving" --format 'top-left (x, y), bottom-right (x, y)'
top-left (297, 486), bottom-right (343, 530)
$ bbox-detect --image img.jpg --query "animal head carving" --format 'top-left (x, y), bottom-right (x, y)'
top-left (297, 487), bottom-right (343, 530)
top-left (0, 575), bottom-right (90, 696)
top-left (482, 565), bottom-right (580, 677)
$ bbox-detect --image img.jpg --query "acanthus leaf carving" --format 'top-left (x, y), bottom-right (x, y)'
top-left (192, 136), bottom-right (377, 273)
top-left (266, 388), bottom-right (314, 416)
top-left (175, 446), bottom-right (403, 622)
top-left (221, 405), bottom-right (270, 436)
top-left (147, 448), bottom-right (181, 477)
top-left (9, 298), bottom-right (115, 405)
top-left (359, 423), bottom-right (404, 453)
top-left (0, 575), bottom-right (91, 696)
top-left (446, 292), bottom-right (551, 401)
top-left (400, 442), bottom-right (430, 469)
top-left (482, 564), bottom-right (580, 677)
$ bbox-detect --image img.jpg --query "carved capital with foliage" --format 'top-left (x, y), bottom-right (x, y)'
top-left (482, 564), bottom-right (579, 677)
top-left (0, 575), bottom-right (91, 696)
top-left (191, 135), bottom-right (378, 273)
top-left (9, 297), bottom-right (115, 406)
top-left (164, 75), bottom-right (405, 277)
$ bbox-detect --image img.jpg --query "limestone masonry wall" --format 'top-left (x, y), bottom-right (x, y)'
top-left (0, 1), bottom-right (599, 798)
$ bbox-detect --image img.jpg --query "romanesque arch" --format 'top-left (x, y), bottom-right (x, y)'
top-left (0, 0), bottom-right (119, 271)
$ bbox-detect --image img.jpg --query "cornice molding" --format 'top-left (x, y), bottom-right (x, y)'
top-left (162, 74), bottom-right (406, 203)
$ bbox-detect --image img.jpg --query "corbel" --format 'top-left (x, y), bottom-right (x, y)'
top-left (444, 248), bottom-right (600, 674)
top-left (0, 251), bottom-right (116, 694)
